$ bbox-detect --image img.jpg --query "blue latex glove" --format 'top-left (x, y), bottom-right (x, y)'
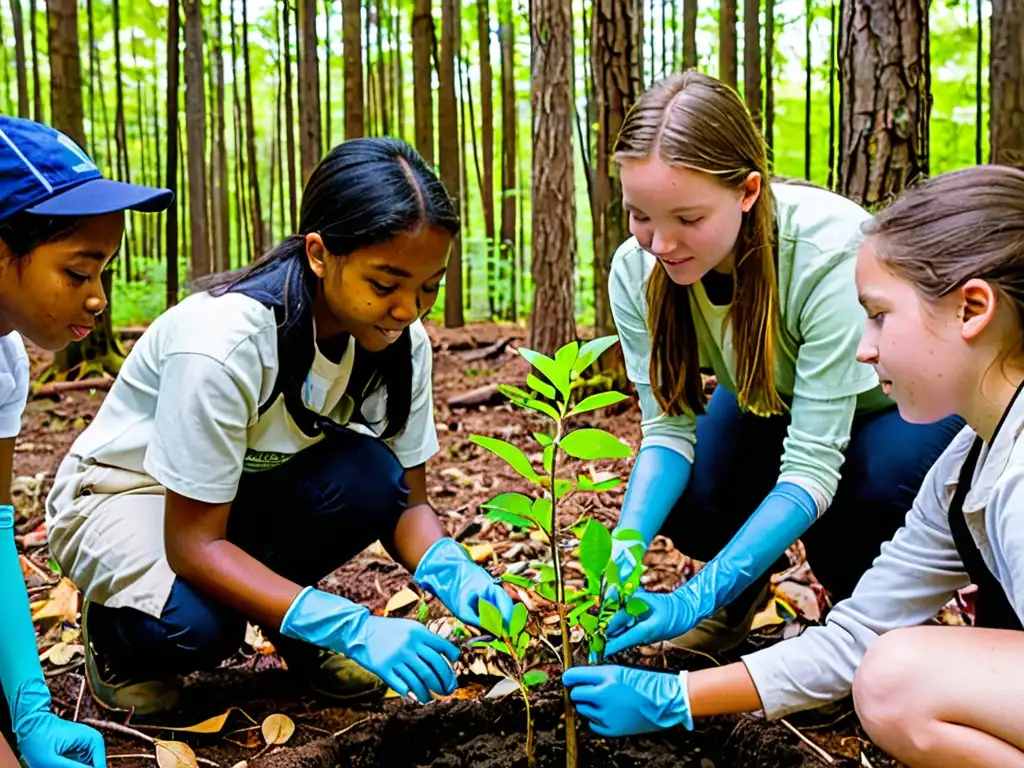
top-left (413, 537), bottom-right (516, 630)
top-left (0, 506), bottom-right (106, 767)
top-left (605, 482), bottom-right (817, 656)
top-left (280, 586), bottom-right (460, 703)
top-left (563, 665), bottom-right (694, 737)
top-left (611, 446), bottom-right (692, 577)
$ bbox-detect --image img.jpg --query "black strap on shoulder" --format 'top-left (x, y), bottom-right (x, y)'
top-left (947, 384), bottom-right (1024, 631)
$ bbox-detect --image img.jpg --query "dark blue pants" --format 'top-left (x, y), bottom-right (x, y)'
top-left (662, 387), bottom-right (965, 603)
top-left (86, 428), bottom-right (409, 677)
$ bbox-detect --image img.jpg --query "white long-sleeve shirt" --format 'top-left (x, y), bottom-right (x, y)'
top-left (742, 395), bottom-right (1024, 719)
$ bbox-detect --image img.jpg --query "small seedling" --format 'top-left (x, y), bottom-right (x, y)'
top-left (469, 335), bottom-right (646, 768)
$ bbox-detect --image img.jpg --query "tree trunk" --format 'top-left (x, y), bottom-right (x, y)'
top-left (10, 0), bottom-right (29, 118)
top-left (324, 0), bottom-right (332, 148)
top-left (343, 0), bottom-right (364, 138)
top-left (743, 0), bottom-right (761, 130)
top-left (591, 0), bottom-right (639, 340)
top-left (166, 0), bottom-right (180, 308)
top-left (48, 0), bottom-right (123, 375)
top-left (478, 0), bottom-right (495, 315)
top-left (112, 0), bottom-right (133, 278)
top-left (212, 7), bottom-right (230, 271)
top-left (375, 0), bottom-right (390, 135)
top-left (837, 0), bottom-right (929, 206)
top-left (30, 0), bottom-right (42, 122)
top-left (86, 0), bottom-right (96, 159)
top-left (298, 0), bottom-right (322, 182)
top-left (412, 0), bottom-right (433, 161)
top-left (283, 0), bottom-right (298, 229)
top-left (183, 0), bottom-right (211, 278)
top-left (499, 0), bottom-right (515, 320)
top-left (804, 0), bottom-right (812, 178)
top-left (827, 0), bottom-right (836, 189)
top-left (990, 0), bottom-right (1024, 166)
top-left (682, 0), bottom-right (697, 69)
top-left (765, 0), bottom-right (774, 154)
top-left (439, 0), bottom-right (463, 327)
top-left (394, 6), bottom-right (404, 138)
top-left (242, 0), bottom-right (265, 255)
top-left (230, 0), bottom-right (251, 261)
top-left (529, 0), bottom-right (577, 356)
top-left (719, 0), bottom-right (737, 89)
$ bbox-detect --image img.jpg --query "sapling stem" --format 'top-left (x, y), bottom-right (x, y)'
top-left (548, 420), bottom-right (578, 768)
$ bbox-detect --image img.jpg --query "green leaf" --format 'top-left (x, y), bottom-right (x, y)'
top-left (589, 635), bottom-right (606, 657)
top-left (613, 528), bottom-right (645, 542)
top-left (479, 598), bottom-right (506, 637)
top-left (470, 436), bottom-right (540, 483)
top-left (531, 498), bottom-right (553, 532)
top-left (535, 582), bottom-right (557, 601)
top-left (519, 348), bottom-right (571, 401)
top-left (555, 341), bottom-right (580, 377)
top-left (485, 509), bottom-right (535, 530)
top-left (527, 374), bottom-right (556, 401)
top-left (592, 477), bottom-right (623, 492)
top-left (522, 670), bottom-right (549, 688)
top-left (417, 601), bottom-right (430, 622)
top-left (573, 336), bottom-right (620, 374)
top-left (576, 474), bottom-right (594, 492)
top-left (510, 603), bottom-right (528, 638)
top-left (516, 632), bottom-right (530, 658)
top-left (567, 391), bottom-right (630, 417)
top-left (579, 519), bottom-right (613, 587)
top-left (501, 572), bottom-right (535, 588)
top-left (604, 560), bottom-right (622, 588)
top-left (542, 444), bottom-right (555, 475)
top-left (498, 384), bottom-right (532, 406)
top-left (490, 640), bottom-right (512, 655)
top-left (568, 600), bottom-right (593, 626)
top-left (553, 479), bottom-right (573, 498)
top-left (537, 565), bottom-right (557, 583)
top-left (626, 598), bottom-right (651, 617)
top-left (533, 432), bottom-right (554, 447)
top-left (577, 611), bottom-right (599, 635)
top-left (559, 429), bottom-right (632, 460)
top-left (524, 398), bottom-right (560, 421)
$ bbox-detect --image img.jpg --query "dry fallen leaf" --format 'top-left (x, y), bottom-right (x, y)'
top-left (154, 740), bottom-right (199, 768)
top-left (750, 599), bottom-right (784, 631)
top-left (466, 543), bottom-right (494, 563)
top-left (231, 762), bottom-right (248, 768)
top-left (31, 578), bottom-right (80, 623)
top-left (775, 581), bottom-right (822, 622)
top-left (383, 587), bottom-right (420, 615)
top-left (484, 678), bottom-right (520, 700)
top-left (148, 707), bottom-right (250, 735)
top-left (261, 714), bottom-right (295, 746)
top-left (39, 642), bottom-right (83, 666)
top-left (244, 624), bottom-right (276, 656)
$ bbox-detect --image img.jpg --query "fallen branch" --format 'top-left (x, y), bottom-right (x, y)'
top-left (332, 716), bottom-right (372, 738)
top-left (82, 719), bottom-right (220, 767)
top-left (447, 383), bottom-right (503, 409)
top-left (457, 336), bottom-right (513, 362)
top-left (779, 718), bottom-right (835, 765)
top-left (33, 378), bottom-right (114, 398)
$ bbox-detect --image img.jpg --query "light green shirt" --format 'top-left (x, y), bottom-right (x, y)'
top-left (609, 181), bottom-right (891, 515)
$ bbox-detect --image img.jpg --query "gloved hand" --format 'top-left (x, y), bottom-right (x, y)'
top-left (413, 537), bottom-right (516, 630)
top-left (563, 665), bottom-right (693, 737)
top-left (1, 505), bottom-right (106, 767)
top-left (605, 482), bottom-right (817, 656)
top-left (280, 586), bottom-right (460, 703)
top-left (612, 446), bottom-right (692, 577)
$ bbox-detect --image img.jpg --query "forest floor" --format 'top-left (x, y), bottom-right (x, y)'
top-left (13, 320), bottom-right (945, 767)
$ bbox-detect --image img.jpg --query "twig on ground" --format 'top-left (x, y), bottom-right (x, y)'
top-left (107, 752), bottom-right (220, 767)
top-left (81, 718), bottom-right (155, 745)
top-left (73, 677), bottom-right (86, 722)
top-left (779, 718), bottom-right (835, 765)
top-left (33, 378), bottom-right (114, 398)
top-left (332, 716), bottom-right (372, 738)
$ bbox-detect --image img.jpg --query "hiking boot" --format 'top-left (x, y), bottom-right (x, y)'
top-left (81, 601), bottom-right (183, 716)
top-left (667, 583), bottom-right (772, 654)
top-left (271, 635), bottom-right (385, 701)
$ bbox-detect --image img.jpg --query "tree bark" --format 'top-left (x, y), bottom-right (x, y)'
top-left (478, 0), bottom-right (495, 315)
top-left (242, 0), bottom-right (265, 255)
top-left (498, 0), bottom-right (516, 320)
top-left (283, 0), bottom-right (298, 228)
top-left (343, 0), bottom-right (364, 138)
top-left (990, 0), bottom-right (1024, 166)
top-left (166, 0), bottom-right (180, 307)
top-left (765, 0), bottom-right (774, 153)
top-left (298, 0), bottom-right (322, 182)
top-left (837, 0), bottom-right (929, 207)
top-left (719, 0), bottom-right (737, 89)
top-left (29, 0), bottom-right (42, 122)
top-left (10, 0), bottom-right (29, 118)
top-left (529, 0), bottom-right (577, 356)
top-left (591, 0), bottom-right (639, 340)
top-left (375, 0), bottom-right (390, 135)
top-left (183, 0), bottom-right (211, 278)
top-left (682, 0), bottom-right (697, 69)
top-left (212, 7), bottom-right (230, 271)
top-left (439, 0), bottom-right (463, 327)
top-left (743, 0), bottom-right (761, 130)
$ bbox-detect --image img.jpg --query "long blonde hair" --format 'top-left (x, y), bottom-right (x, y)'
top-left (615, 70), bottom-right (784, 417)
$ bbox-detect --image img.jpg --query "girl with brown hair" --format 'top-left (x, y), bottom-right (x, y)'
top-left (596, 69), bottom-right (963, 655)
top-left (567, 163), bottom-right (1024, 768)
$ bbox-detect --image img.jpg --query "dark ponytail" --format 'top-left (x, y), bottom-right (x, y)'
top-left (193, 137), bottom-right (458, 440)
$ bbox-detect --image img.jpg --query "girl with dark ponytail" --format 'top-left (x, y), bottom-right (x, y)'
top-left (46, 137), bottom-right (515, 715)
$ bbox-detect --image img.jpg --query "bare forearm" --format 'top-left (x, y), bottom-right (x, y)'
top-left (388, 503), bottom-right (445, 572)
top-left (688, 662), bottom-right (765, 718)
top-left (169, 539), bottom-right (302, 629)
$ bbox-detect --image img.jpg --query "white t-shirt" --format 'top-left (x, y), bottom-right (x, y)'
top-left (68, 291), bottom-right (439, 504)
top-left (0, 332), bottom-right (30, 439)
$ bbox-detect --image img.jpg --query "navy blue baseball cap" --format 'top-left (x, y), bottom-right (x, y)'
top-left (0, 114), bottom-right (173, 223)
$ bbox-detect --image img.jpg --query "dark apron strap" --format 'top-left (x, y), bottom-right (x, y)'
top-left (947, 391), bottom-right (1023, 631)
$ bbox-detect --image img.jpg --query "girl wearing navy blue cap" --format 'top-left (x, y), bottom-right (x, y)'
top-left (44, 136), bottom-right (516, 718)
top-left (0, 114), bottom-right (172, 767)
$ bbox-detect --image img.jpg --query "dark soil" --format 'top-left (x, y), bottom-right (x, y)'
top-left (18, 321), bottom-right (904, 768)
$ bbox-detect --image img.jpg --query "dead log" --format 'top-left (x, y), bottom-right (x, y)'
top-left (447, 383), bottom-right (503, 409)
